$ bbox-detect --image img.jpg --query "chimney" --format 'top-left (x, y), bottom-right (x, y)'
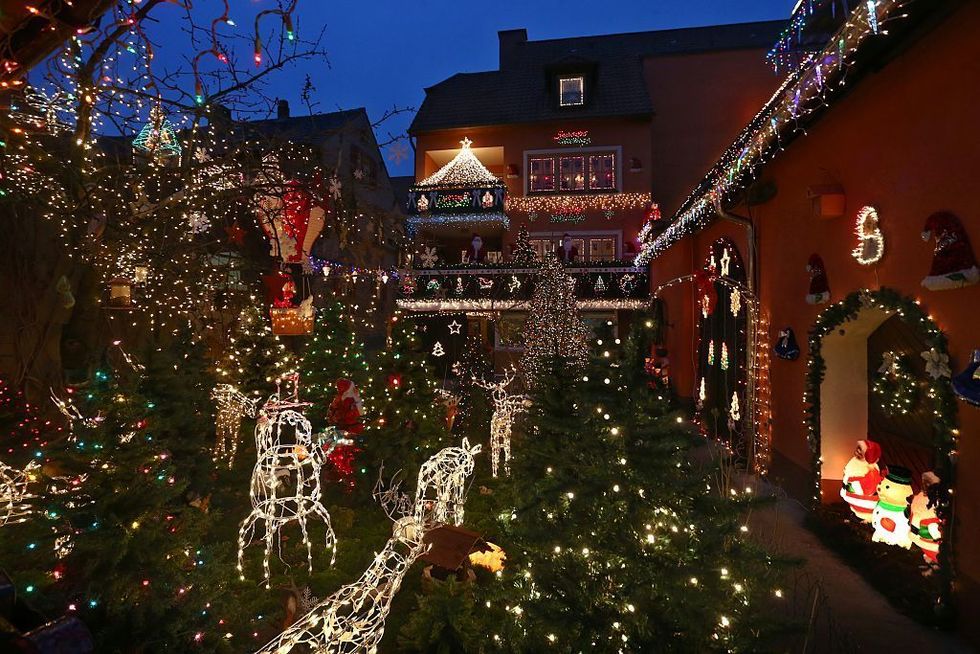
top-left (277, 99), bottom-right (290, 119)
top-left (498, 28), bottom-right (527, 70)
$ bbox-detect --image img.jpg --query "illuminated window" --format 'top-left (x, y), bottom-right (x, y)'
top-left (560, 157), bottom-right (585, 191)
top-left (589, 238), bottom-right (616, 261)
top-left (589, 154), bottom-right (615, 190)
top-left (559, 76), bottom-right (585, 106)
top-left (529, 238), bottom-right (553, 261)
top-left (529, 157), bottom-right (555, 192)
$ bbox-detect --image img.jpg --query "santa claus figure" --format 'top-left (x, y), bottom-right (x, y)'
top-left (559, 234), bottom-right (578, 263)
top-left (921, 211), bottom-right (980, 290)
top-left (840, 439), bottom-right (883, 522)
top-left (465, 233), bottom-right (486, 264)
top-left (327, 379), bottom-right (364, 436)
top-left (806, 254), bottom-right (830, 305)
top-left (909, 471), bottom-right (943, 564)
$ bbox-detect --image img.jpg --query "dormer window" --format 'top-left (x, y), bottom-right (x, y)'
top-left (559, 76), bottom-right (585, 106)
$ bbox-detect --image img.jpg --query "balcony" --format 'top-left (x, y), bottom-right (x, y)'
top-left (397, 260), bottom-right (649, 312)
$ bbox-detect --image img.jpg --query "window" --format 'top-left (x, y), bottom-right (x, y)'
top-left (527, 151), bottom-right (618, 194)
top-left (560, 156), bottom-right (585, 191)
top-left (529, 157), bottom-right (555, 192)
top-left (589, 154), bottom-right (615, 190)
top-left (529, 238), bottom-right (553, 262)
top-left (559, 76), bottom-right (585, 106)
top-left (588, 237), bottom-right (616, 261)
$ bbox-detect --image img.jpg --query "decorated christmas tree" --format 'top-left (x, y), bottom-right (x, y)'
top-left (520, 254), bottom-right (589, 387)
top-left (215, 303), bottom-right (295, 400)
top-left (511, 225), bottom-right (537, 266)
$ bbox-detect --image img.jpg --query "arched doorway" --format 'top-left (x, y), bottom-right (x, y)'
top-left (695, 238), bottom-right (749, 463)
top-left (806, 288), bottom-right (958, 622)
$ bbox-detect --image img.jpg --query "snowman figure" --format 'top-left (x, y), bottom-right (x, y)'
top-left (871, 466), bottom-right (914, 549)
top-left (909, 471), bottom-right (943, 564)
top-left (840, 439), bottom-right (883, 523)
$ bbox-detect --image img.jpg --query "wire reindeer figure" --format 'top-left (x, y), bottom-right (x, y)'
top-left (255, 438), bottom-right (481, 654)
top-left (211, 384), bottom-right (260, 467)
top-left (1, 459), bottom-right (38, 528)
top-left (474, 369), bottom-right (529, 477)
top-left (238, 384), bottom-right (336, 586)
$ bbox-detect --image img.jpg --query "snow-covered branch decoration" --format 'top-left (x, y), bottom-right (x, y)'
top-left (475, 369), bottom-right (529, 477)
top-left (211, 384), bottom-right (259, 468)
top-left (256, 439), bottom-right (481, 654)
top-left (852, 206), bottom-right (884, 265)
top-left (238, 374), bottom-right (336, 585)
top-left (1, 460), bottom-right (38, 527)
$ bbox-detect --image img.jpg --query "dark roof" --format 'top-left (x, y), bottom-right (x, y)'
top-left (411, 20), bottom-right (785, 133)
top-left (233, 107), bottom-right (371, 143)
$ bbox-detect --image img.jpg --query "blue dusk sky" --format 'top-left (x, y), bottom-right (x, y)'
top-left (152, 0), bottom-right (795, 176)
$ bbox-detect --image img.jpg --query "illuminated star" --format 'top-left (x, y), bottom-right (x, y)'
top-left (448, 320), bottom-right (462, 335)
top-left (719, 248), bottom-right (731, 277)
top-left (460, 137), bottom-right (472, 149)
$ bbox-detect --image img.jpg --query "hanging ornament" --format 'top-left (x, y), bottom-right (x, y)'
top-left (619, 273), bottom-right (637, 295)
top-left (329, 175), bottom-right (343, 200)
top-left (697, 377), bottom-right (706, 409)
top-left (728, 391), bottom-right (741, 425)
top-left (454, 277), bottom-right (464, 296)
top-left (806, 254), bottom-right (831, 304)
top-left (448, 320), bottom-right (462, 335)
top-left (695, 271), bottom-right (717, 318)
top-left (507, 275), bottom-right (521, 294)
top-left (478, 277), bottom-right (493, 291)
top-left (920, 212), bottom-right (980, 290)
top-left (774, 327), bottom-right (800, 360)
top-left (432, 342), bottom-right (445, 357)
top-left (132, 105), bottom-right (182, 161)
top-left (729, 288), bottom-right (741, 316)
top-left (707, 340), bottom-right (715, 366)
top-left (594, 275), bottom-right (607, 294)
top-left (418, 246), bottom-right (439, 268)
top-left (952, 349), bottom-right (980, 407)
top-left (851, 206), bottom-right (884, 265)
top-left (719, 248), bottom-right (732, 277)
top-left (720, 343), bottom-right (730, 371)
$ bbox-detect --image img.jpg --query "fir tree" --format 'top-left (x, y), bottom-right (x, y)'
top-left (511, 225), bottom-right (537, 266)
top-left (215, 304), bottom-right (294, 400)
top-left (450, 335), bottom-right (493, 435)
top-left (520, 254), bottom-right (589, 388)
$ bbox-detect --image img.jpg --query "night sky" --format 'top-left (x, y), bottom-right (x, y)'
top-left (155, 0), bottom-right (794, 176)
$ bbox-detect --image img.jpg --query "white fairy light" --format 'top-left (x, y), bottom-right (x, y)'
top-left (238, 375), bottom-right (337, 584)
top-left (256, 439), bottom-right (481, 654)
top-left (1, 460), bottom-right (38, 527)
top-left (211, 384), bottom-right (259, 468)
top-left (475, 369), bottom-right (529, 477)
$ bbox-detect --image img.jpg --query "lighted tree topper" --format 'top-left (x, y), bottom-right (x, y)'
top-left (238, 377), bottom-right (337, 584)
top-left (255, 439), bottom-right (481, 654)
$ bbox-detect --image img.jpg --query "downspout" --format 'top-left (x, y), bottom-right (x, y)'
top-left (717, 208), bottom-right (756, 295)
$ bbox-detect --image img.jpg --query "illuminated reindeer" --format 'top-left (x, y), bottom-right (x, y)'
top-left (475, 369), bottom-right (529, 477)
top-left (1, 459), bottom-right (38, 527)
top-left (255, 439), bottom-right (481, 654)
top-left (238, 375), bottom-right (336, 585)
top-left (211, 384), bottom-right (260, 467)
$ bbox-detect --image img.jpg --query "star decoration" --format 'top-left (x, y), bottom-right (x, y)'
top-left (448, 320), bottom-right (462, 335)
top-left (720, 248), bottom-right (732, 277)
top-left (460, 137), bottom-right (472, 149)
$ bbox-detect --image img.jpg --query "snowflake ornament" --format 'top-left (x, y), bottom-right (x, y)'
top-left (386, 141), bottom-right (410, 165)
top-left (418, 246), bottom-right (439, 268)
top-left (328, 175), bottom-right (342, 200)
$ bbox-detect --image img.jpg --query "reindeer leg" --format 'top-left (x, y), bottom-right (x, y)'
top-left (298, 506), bottom-right (314, 574)
top-left (237, 511), bottom-right (258, 579)
top-left (313, 503), bottom-right (337, 566)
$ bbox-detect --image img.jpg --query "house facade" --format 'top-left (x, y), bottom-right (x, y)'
top-left (639, 0), bottom-right (980, 642)
top-left (402, 21), bottom-right (783, 371)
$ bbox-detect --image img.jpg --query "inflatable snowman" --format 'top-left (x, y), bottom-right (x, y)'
top-left (871, 466), bottom-right (914, 549)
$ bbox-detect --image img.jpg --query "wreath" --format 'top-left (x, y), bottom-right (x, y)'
top-left (871, 351), bottom-right (919, 416)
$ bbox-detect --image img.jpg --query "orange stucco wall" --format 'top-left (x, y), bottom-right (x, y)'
top-left (644, 48), bottom-right (780, 217)
top-left (650, 4), bottom-right (980, 639)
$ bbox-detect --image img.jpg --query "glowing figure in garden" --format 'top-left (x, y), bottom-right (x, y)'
top-left (211, 384), bottom-right (259, 467)
top-left (475, 370), bottom-right (529, 477)
top-left (255, 439), bottom-right (481, 654)
top-left (0, 459), bottom-right (37, 527)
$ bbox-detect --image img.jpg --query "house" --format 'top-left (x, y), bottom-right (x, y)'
top-left (402, 20), bottom-right (784, 371)
top-left (639, 0), bottom-right (980, 642)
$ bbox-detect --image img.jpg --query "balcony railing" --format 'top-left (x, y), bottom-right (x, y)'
top-left (397, 260), bottom-right (649, 311)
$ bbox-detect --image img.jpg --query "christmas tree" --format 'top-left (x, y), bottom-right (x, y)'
top-left (520, 254), bottom-right (589, 387)
top-left (511, 225), bottom-right (537, 266)
top-left (482, 325), bottom-right (794, 650)
top-left (450, 335), bottom-right (494, 435)
top-left (215, 303), bottom-right (295, 400)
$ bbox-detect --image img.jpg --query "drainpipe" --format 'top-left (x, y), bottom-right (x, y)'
top-left (716, 208), bottom-right (756, 295)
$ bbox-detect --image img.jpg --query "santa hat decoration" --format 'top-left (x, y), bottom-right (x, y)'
top-left (921, 212), bottom-right (980, 291)
top-left (952, 349), bottom-right (980, 407)
top-left (806, 254), bottom-right (830, 305)
top-left (859, 439), bottom-right (882, 465)
top-left (774, 327), bottom-right (800, 361)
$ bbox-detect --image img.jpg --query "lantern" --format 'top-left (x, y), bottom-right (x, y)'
top-left (108, 277), bottom-right (133, 308)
